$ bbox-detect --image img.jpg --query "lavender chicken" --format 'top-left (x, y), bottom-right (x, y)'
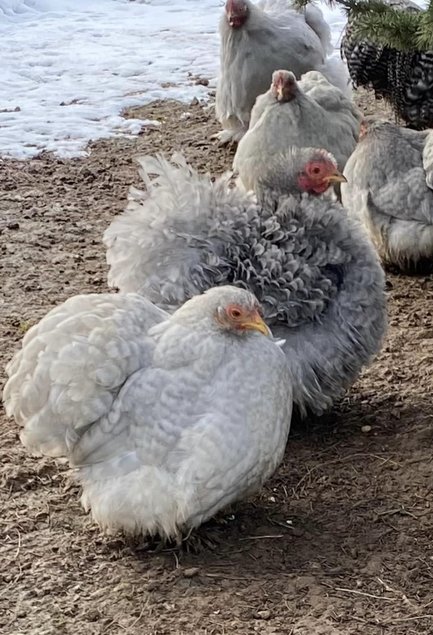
top-left (215, 0), bottom-right (350, 145)
top-left (341, 119), bottom-right (433, 271)
top-left (233, 69), bottom-right (362, 192)
top-left (104, 147), bottom-right (387, 417)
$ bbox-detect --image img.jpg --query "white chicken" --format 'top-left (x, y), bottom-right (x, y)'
top-left (215, 0), bottom-right (351, 144)
top-left (341, 119), bottom-right (433, 271)
top-left (104, 148), bottom-right (386, 416)
top-left (233, 70), bottom-right (362, 192)
top-left (3, 287), bottom-right (292, 539)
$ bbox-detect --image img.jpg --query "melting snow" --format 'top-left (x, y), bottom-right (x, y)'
top-left (0, 0), bottom-right (419, 159)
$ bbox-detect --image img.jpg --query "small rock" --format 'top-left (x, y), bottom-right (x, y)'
top-left (84, 609), bottom-right (100, 622)
top-left (256, 609), bottom-right (271, 620)
top-left (183, 567), bottom-right (200, 578)
top-left (7, 221), bottom-right (20, 230)
top-left (190, 97), bottom-right (199, 106)
top-left (361, 425), bottom-right (372, 433)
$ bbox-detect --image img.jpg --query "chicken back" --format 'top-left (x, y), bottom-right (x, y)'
top-left (341, 119), bottom-right (433, 271)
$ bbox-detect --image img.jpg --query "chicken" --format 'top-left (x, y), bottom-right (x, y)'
top-left (104, 148), bottom-right (386, 416)
top-left (215, 0), bottom-right (351, 144)
top-left (233, 69), bottom-right (362, 192)
top-left (3, 287), bottom-right (292, 539)
top-left (341, 0), bottom-right (433, 129)
top-left (341, 119), bottom-right (433, 271)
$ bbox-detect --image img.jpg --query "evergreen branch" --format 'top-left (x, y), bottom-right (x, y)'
top-left (352, 11), bottom-right (421, 50)
top-left (294, 0), bottom-right (393, 16)
top-left (415, 10), bottom-right (433, 50)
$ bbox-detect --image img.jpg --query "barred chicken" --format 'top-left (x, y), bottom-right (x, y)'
top-left (341, 0), bottom-right (433, 129)
top-left (341, 118), bottom-right (433, 270)
top-left (104, 148), bottom-right (386, 416)
top-left (4, 287), bottom-right (292, 539)
top-left (233, 69), bottom-right (362, 191)
top-left (215, 0), bottom-right (351, 144)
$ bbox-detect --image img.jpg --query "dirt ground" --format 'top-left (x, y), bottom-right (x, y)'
top-left (1, 89), bottom-right (433, 635)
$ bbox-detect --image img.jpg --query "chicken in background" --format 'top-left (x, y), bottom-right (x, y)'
top-left (215, 0), bottom-right (351, 145)
top-left (104, 148), bottom-right (386, 417)
top-left (4, 287), bottom-right (292, 540)
top-left (341, 119), bottom-right (433, 272)
top-left (233, 70), bottom-right (362, 192)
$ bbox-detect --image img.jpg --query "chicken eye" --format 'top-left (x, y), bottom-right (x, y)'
top-left (228, 307), bottom-right (242, 319)
top-left (312, 166), bottom-right (321, 175)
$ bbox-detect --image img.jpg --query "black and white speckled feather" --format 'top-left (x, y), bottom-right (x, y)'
top-left (341, 0), bottom-right (433, 129)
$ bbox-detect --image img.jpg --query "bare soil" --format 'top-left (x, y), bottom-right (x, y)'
top-left (1, 90), bottom-right (432, 635)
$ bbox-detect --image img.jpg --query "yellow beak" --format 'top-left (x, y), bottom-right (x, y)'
top-left (240, 311), bottom-right (272, 337)
top-left (325, 170), bottom-right (347, 184)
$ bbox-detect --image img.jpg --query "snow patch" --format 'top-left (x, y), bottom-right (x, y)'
top-left (0, 0), bottom-right (425, 159)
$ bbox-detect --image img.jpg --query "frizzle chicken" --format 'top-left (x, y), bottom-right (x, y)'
top-left (215, 0), bottom-right (351, 144)
top-left (341, 118), bottom-right (433, 270)
top-left (4, 287), bottom-right (292, 539)
top-left (233, 69), bottom-right (362, 191)
top-left (104, 147), bottom-right (386, 416)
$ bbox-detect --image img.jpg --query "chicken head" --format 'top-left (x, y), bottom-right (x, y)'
top-left (297, 150), bottom-right (347, 195)
top-left (255, 147), bottom-right (347, 198)
top-left (216, 301), bottom-right (271, 337)
top-left (225, 0), bottom-right (249, 28)
top-left (271, 70), bottom-right (297, 102)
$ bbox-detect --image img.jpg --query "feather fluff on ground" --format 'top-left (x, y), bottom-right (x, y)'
top-left (341, 119), bottom-right (433, 270)
top-left (104, 152), bottom-right (387, 415)
top-left (234, 70), bottom-right (361, 192)
top-left (215, 0), bottom-right (351, 144)
top-left (4, 287), bottom-right (292, 538)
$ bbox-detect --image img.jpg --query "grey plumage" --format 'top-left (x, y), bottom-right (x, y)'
top-left (104, 150), bottom-right (387, 416)
top-left (215, 0), bottom-right (351, 144)
top-left (341, 119), bottom-right (433, 270)
top-left (233, 70), bottom-right (362, 191)
top-left (4, 287), bottom-right (292, 538)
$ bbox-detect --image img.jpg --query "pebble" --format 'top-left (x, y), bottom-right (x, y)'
top-left (183, 567), bottom-right (200, 578)
top-left (256, 610), bottom-right (271, 620)
top-left (361, 425), bottom-right (372, 433)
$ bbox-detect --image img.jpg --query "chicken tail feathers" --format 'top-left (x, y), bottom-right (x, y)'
top-left (104, 154), bottom-right (257, 308)
top-left (3, 294), bottom-right (164, 459)
top-left (317, 56), bottom-right (352, 98)
top-left (303, 3), bottom-right (333, 55)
